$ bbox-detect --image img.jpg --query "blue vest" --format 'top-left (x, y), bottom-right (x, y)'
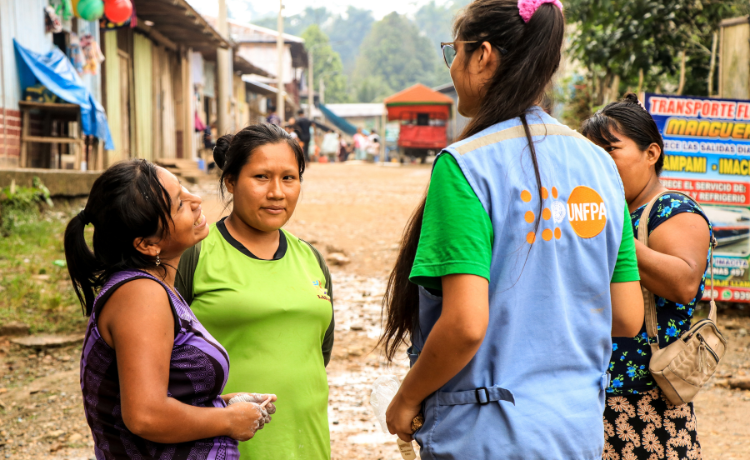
top-left (411, 108), bottom-right (625, 459)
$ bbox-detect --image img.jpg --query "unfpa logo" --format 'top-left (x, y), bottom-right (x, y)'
top-left (567, 186), bottom-right (607, 239)
top-left (522, 185), bottom-right (607, 243)
top-left (521, 187), bottom-right (561, 243)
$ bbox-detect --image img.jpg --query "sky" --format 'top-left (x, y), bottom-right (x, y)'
top-left (187, 0), bottom-right (446, 23)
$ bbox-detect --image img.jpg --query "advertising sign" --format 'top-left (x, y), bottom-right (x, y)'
top-left (646, 93), bottom-right (750, 302)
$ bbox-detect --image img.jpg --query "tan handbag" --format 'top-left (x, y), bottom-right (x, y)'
top-left (638, 191), bottom-right (727, 406)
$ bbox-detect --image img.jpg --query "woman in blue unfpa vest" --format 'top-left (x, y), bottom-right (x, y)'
top-left (379, 1), bottom-right (646, 459)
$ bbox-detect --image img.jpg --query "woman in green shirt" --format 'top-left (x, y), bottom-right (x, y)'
top-left (176, 123), bottom-right (334, 460)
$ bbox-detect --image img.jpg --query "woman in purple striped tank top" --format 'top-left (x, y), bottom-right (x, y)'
top-left (64, 160), bottom-right (276, 459)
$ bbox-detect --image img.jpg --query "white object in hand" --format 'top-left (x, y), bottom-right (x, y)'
top-left (370, 375), bottom-right (401, 433)
top-left (228, 393), bottom-right (273, 408)
top-left (370, 375), bottom-right (418, 460)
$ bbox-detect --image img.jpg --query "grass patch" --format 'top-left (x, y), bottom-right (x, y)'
top-left (0, 204), bottom-right (89, 334)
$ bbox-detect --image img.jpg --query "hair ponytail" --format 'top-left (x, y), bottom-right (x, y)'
top-left (63, 160), bottom-right (174, 316)
top-left (64, 211), bottom-right (102, 315)
top-left (379, 0), bottom-right (564, 361)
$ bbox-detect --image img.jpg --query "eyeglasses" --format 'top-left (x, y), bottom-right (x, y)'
top-left (440, 41), bottom-right (509, 69)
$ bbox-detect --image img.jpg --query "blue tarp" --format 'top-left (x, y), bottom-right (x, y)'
top-left (14, 39), bottom-right (114, 149)
top-left (318, 102), bottom-right (358, 136)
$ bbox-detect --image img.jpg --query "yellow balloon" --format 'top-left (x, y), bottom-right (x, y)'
top-left (72, 0), bottom-right (81, 17)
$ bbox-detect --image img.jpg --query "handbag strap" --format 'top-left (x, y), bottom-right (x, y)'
top-left (636, 190), bottom-right (717, 353)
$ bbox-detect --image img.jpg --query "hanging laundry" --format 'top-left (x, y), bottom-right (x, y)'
top-left (195, 111), bottom-right (207, 132)
top-left (67, 33), bottom-right (84, 75)
top-left (44, 6), bottom-right (63, 33)
top-left (80, 34), bottom-right (105, 75)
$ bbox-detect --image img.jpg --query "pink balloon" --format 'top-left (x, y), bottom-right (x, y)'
top-left (104, 0), bottom-right (132, 24)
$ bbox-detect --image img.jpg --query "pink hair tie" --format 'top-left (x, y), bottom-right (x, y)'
top-left (518, 0), bottom-right (563, 23)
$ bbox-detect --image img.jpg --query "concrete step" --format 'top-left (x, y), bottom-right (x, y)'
top-left (154, 158), bottom-right (201, 170)
top-left (154, 158), bottom-right (206, 184)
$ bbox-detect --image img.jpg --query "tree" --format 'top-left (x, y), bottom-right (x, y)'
top-left (352, 12), bottom-right (438, 102)
top-left (566, 0), bottom-right (750, 106)
top-left (327, 7), bottom-right (376, 74)
top-left (253, 7), bottom-right (328, 36)
top-left (301, 25), bottom-right (350, 103)
top-left (254, 6), bottom-right (375, 76)
top-left (353, 76), bottom-right (393, 103)
top-left (413, 0), bottom-right (471, 87)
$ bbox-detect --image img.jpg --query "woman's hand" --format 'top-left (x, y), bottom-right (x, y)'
top-left (386, 391), bottom-right (422, 442)
top-left (225, 402), bottom-right (268, 441)
top-left (223, 393), bottom-right (277, 423)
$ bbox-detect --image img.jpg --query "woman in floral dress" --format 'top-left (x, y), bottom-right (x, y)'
top-left (582, 94), bottom-right (712, 460)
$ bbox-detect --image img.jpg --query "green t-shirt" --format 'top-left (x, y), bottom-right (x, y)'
top-left (186, 221), bottom-right (332, 460)
top-left (410, 154), bottom-right (639, 290)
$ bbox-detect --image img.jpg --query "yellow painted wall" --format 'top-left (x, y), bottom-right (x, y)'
top-left (133, 33), bottom-right (153, 161)
top-left (103, 31), bottom-right (121, 167)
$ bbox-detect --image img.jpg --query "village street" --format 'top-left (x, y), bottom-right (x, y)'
top-left (0, 163), bottom-right (747, 459)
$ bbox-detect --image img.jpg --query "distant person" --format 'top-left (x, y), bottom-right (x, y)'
top-left (65, 160), bottom-right (275, 459)
top-left (353, 127), bottom-right (367, 160)
top-left (582, 94), bottom-right (711, 460)
top-left (338, 138), bottom-right (350, 162)
top-left (295, 109), bottom-right (332, 164)
top-left (203, 125), bottom-right (214, 149)
top-left (175, 124), bottom-right (334, 460)
top-left (381, 0), bottom-right (643, 458)
top-left (321, 131), bottom-right (340, 162)
top-left (367, 129), bottom-right (381, 161)
top-left (266, 110), bottom-right (281, 126)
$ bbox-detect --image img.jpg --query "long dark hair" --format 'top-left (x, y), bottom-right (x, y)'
top-left (379, 0), bottom-right (565, 361)
top-left (581, 93), bottom-right (665, 175)
top-left (214, 123), bottom-right (305, 201)
top-left (64, 160), bottom-right (173, 316)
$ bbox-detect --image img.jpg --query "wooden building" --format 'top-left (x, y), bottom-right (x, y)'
top-left (720, 16), bottom-right (750, 99)
top-left (101, 0), bottom-right (231, 165)
top-left (0, 0), bottom-right (103, 169)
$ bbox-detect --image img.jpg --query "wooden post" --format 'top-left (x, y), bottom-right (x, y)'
top-left (20, 109), bottom-right (29, 168)
top-left (676, 50), bottom-right (687, 95)
top-left (610, 75), bottom-right (620, 102)
top-left (719, 23), bottom-right (724, 98)
top-left (74, 111), bottom-right (82, 170)
top-left (276, 0), bottom-right (285, 120)
top-left (380, 110), bottom-right (386, 163)
top-left (708, 31), bottom-right (718, 97)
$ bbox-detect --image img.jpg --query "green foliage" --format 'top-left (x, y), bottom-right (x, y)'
top-left (557, 76), bottom-right (595, 129)
top-left (0, 208), bottom-right (88, 334)
top-left (301, 25), bottom-right (350, 103)
top-left (328, 7), bottom-right (377, 74)
top-left (566, 0), bottom-right (750, 99)
top-left (255, 7), bottom-right (375, 75)
top-left (413, 0), bottom-right (471, 88)
top-left (0, 178), bottom-right (53, 236)
top-left (352, 12), bottom-right (438, 102)
top-left (353, 76), bottom-right (394, 104)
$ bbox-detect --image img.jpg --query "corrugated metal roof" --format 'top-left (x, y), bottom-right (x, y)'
top-left (324, 103), bottom-right (385, 118)
top-left (132, 0), bottom-right (230, 52)
top-left (242, 77), bottom-right (277, 96)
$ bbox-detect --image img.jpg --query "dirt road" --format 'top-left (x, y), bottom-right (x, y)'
top-left (0, 163), bottom-right (748, 459)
